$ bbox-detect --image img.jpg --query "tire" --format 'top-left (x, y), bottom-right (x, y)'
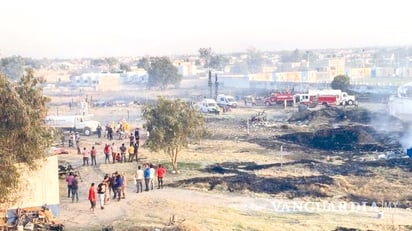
top-left (265, 102), bottom-right (271, 106)
top-left (84, 127), bottom-right (91, 136)
top-left (347, 100), bottom-right (353, 105)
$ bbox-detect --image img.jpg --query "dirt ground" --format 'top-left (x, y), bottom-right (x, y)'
top-left (50, 89), bottom-right (412, 231)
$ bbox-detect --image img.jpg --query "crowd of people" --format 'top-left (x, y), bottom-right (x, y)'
top-left (66, 164), bottom-right (166, 213)
top-left (64, 126), bottom-right (167, 213)
top-left (74, 127), bottom-right (141, 166)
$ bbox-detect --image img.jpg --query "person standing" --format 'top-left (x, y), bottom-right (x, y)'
top-left (133, 142), bottom-right (139, 162)
top-left (129, 133), bottom-right (135, 147)
top-left (114, 173), bottom-right (123, 201)
top-left (90, 146), bottom-right (97, 166)
top-left (156, 164), bottom-right (166, 189)
top-left (96, 124), bottom-right (102, 138)
top-left (134, 165), bottom-right (144, 193)
top-left (135, 166), bottom-right (144, 193)
top-left (107, 126), bottom-right (113, 140)
top-left (71, 174), bottom-right (79, 203)
top-left (149, 164), bottom-right (155, 190)
top-left (65, 172), bottom-right (74, 197)
top-left (120, 144), bottom-right (127, 163)
top-left (120, 172), bottom-right (127, 199)
top-left (97, 181), bottom-right (106, 210)
top-left (75, 133), bottom-right (80, 149)
top-left (111, 143), bottom-right (117, 164)
top-left (103, 175), bottom-right (110, 205)
top-left (82, 147), bottom-right (89, 166)
top-left (143, 164), bottom-right (151, 191)
top-left (127, 144), bottom-right (135, 162)
top-left (88, 183), bottom-right (97, 213)
top-left (104, 144), bottom-right (111, 164)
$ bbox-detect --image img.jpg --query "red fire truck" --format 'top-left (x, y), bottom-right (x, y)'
top-left (296, 94), bottom-right (338, 107)
top-left (264, 93), bottom-right (295, 106)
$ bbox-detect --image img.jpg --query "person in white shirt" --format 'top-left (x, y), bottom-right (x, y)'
top-left (135, 166), bottom-right (144, 193)
top-left (149, 164), bottom-right (155, 190)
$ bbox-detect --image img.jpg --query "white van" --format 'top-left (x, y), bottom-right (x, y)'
top-left (45, 114), bottom-right (100, 136)
top-left (198, 99), bottom-right (220, 114)
top-left (216, 94), bottom-right (238, 108)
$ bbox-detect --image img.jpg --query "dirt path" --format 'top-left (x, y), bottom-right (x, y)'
top-left (58, 161), bottom-right (412, 231)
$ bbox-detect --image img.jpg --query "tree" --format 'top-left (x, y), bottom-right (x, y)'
top-left (0, 69), bottom-right (54, 205)
top-left (331, 75), bottom-right (350, 91)
top-left (142, 97), bottom-right (205, 172)
top-left (0, 56), bottom-right (25, 81)
top-left (198, 47), bottom-right (212, 69)
top-left (246, 47), bottom-right (264, 73)
top-left (137, 57), bottom-right (150, 71)
top-left (209, 55), bottom-right (229, 71)
top-left (147, 57), bottom-right (181, 89)
top-left (119, 63), bottom-right (131, 72)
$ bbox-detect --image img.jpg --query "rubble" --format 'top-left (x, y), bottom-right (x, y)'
top-left (278, 125), bottom-right (402, 152)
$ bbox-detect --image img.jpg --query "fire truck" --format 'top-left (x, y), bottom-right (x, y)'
top-left (307, 89), bottom-right (357, 106)
top-left (295, 94), bottom-right (338, 107)
top-left (264, 93), bottom-right (295, 106)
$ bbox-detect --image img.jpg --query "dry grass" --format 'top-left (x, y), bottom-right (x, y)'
top-left (53, 97), bottom-right (412, 230)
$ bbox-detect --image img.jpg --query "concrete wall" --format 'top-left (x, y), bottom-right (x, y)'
top-left (7, 155), bottom-right (60, 218)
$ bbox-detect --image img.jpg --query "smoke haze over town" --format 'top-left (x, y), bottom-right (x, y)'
top-left (0, 0), bottom-right (411, 58)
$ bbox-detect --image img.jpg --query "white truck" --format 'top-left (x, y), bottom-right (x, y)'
top-left (308, 89), bottom-right (357, 106)
top-left (45, 114), bottom-right (100, 136)
top-left (216, 94), bottom-right (238, 108)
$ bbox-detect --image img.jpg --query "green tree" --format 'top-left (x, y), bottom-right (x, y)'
top-left (142, 97), bottom-right (205, 172)
top-left (331, 75), bottom-right (350, 91)
top-left (147, 57), bottom-right (181, 89)
top-left (0, 69), bottom-right (54, 204)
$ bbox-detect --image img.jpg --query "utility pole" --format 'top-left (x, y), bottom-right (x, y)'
top-left (208, 70), bottom-right (212, 98)
top-left (214, 73), bottom-right (219, 99)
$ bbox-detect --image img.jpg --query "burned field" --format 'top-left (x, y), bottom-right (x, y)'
top-left (172, 106), bottom-right (412, 208)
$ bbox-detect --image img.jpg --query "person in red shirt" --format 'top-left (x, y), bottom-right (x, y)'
top-left (88, 183), bottom-right (96, 213)
top-left (156, 164), bottom-right (166, 189)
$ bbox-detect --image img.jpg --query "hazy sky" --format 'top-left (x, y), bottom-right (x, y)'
top-left (1, 0), bottom-right (411, 58)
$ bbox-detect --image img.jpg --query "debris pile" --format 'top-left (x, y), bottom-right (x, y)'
top-left (278, 125), bottom-right (402, 152)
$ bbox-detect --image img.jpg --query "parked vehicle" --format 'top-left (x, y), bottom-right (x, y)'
top-left (264, 93), bottom-right (295, 106)
top-left (45, 114), bottom-right (100, 136)
top-left (216, 94), bottom-right (238, 108)
top-left (296, 94), bottom-right (338, 107)
top-left (198, 99), bottom-right (220, 114)
top-left (307, 89), bottom-right (357, 106)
